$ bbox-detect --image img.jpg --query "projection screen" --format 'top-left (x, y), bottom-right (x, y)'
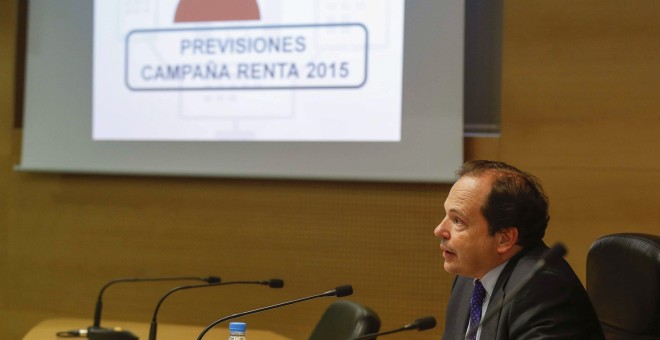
top-left (18, 0), bottom-right (463, 182)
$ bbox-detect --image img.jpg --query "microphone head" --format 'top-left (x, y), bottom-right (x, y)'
top-left (204, 276), bottom-right (222, 284)
top-left (543, 243), bottom-right (567, 264)
top-left (414, 316), bottom-right (437, 331)
top-left (334, 285), bottom-right (353, 297)
top-left (268, 279), bottom-right (284, 288)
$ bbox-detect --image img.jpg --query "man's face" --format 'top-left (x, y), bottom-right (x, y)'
top-left (434, 174), bottom-right (502, 279)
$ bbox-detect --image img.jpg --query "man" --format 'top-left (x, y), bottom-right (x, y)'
top-left (435, 160), bottom-right (603, 339)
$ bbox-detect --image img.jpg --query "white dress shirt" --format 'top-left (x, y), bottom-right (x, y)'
top-left (465, 260), bottom-right (509, 340)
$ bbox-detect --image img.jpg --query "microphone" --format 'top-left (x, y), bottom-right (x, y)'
top-left (149, 279), bottom-right (284, 340)
top-left (197, 285), bottom-right (353, 340)
top-left (58, 275), bottom-right (221, 339)
top-left (93, 276), bottom-right (221, 328)
top-left (351, 316), bottom-right (437, 340)
top-left (465, 243), bottom-right (567, 339)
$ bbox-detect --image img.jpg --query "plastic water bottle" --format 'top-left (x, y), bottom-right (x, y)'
top-left (228, 322), bottom-right (246, 340)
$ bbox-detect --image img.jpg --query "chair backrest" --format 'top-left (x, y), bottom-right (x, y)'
top-left (308, 300), bottom-right (380, 340)
top-left (586, 233), bottom-right (660, 340)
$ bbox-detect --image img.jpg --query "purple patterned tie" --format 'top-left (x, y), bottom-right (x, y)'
top-left (468, 280), bottom-right (486, 340)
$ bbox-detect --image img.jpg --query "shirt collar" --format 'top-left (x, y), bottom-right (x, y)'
top-left (476, 260), bottom-right (508, 297)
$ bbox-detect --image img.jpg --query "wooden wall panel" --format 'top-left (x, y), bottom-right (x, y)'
top-left (501, 0), bottom-right (660, 170)
top-left (500, 0), bottom-right (660, 279)
top-left (1, 170), bottom-right (453, 339)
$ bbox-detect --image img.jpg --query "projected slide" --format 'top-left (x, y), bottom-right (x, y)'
top-left (93, 0), bottom-right (404, 141)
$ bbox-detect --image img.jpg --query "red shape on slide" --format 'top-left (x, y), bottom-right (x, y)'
top-left (174, 0), bottom-right (261, 23)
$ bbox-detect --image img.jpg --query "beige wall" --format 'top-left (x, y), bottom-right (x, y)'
top-left (500, 0), bottom-right (660, 275)
top-left (1, 1), bottom-right (659, 339)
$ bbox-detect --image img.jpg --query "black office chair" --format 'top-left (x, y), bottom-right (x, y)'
top-left (586, 233), bottom-right (660, 340)
top-left (308, 300), bottom-right (380, 340)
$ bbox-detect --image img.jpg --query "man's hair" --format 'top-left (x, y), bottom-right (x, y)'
top-left (457, 160), bottom-right (549, 248)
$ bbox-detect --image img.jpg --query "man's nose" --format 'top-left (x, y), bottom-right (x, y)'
top-left (434, 217), bottom-right (450, 239)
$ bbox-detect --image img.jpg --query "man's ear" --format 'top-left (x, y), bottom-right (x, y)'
top-left (496, 227), bottom-right (519, 254)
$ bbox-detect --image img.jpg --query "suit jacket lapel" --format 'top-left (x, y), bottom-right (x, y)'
top-left (455, 279), bottom-right (472, 333)
top-left (480, 267), bottom-right (511, 338)
top-left (480, 244), bottom-right (539, 339)
top-left (444, 276), bottom-right (473, 339)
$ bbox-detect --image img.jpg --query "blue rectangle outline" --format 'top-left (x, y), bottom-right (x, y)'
top-left (123, 23), bottom-right (369, 91)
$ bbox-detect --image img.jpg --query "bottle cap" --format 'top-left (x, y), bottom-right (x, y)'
top-left (229, 322), bottom-right (246, 333)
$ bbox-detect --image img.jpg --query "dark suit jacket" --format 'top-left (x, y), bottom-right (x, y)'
top-left (442, 242), bottom-right (604, 340)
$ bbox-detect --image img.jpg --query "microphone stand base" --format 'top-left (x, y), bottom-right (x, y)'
top-left (88, 327), bottom-right (139, 340)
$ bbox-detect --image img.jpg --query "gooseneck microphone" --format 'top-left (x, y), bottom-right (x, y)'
top-left (56, 275), bottom-right (220, 339)
top-left (197, 285), bottom-right (353, 340)
top-left (351, 316), bottom-right (437, 340)
top-left (465, 243), bottom-right (568, 339)
top-left (93, 276), bottom-right (221, 328)
top-left (148, 279), bottom-right (284, 340)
